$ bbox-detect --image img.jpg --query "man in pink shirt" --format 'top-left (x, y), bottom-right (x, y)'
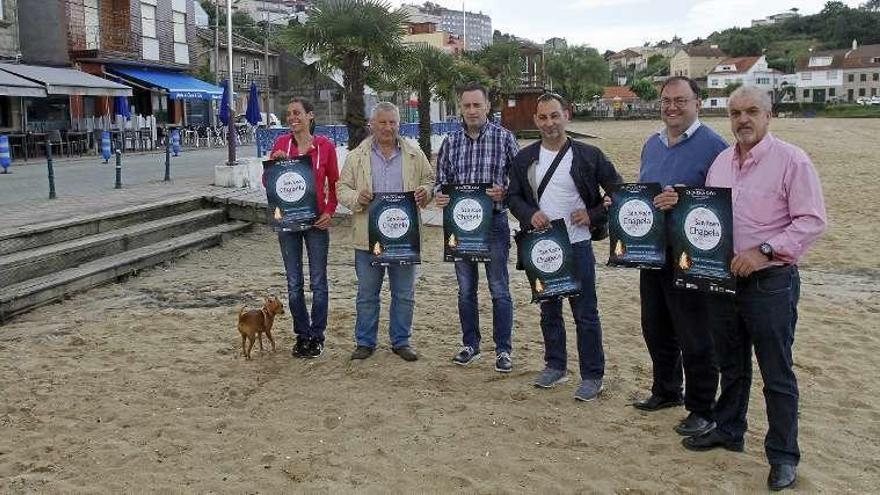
top-left (682, 86), bottom-right (827, 491)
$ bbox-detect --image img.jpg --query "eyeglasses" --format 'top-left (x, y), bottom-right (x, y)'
top-left (660, 97), bottom-right (694, 108)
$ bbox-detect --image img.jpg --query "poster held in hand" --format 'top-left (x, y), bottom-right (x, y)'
top-left (368, 192), bottom-right (421, 266)
top-left (263, 156), bottom-right (318, 232)
top-left (670, 186), bottom-right (735, 294)
top-left (442, 183), bottom-right (493, 262)
top-left (607, 182), bottom-right (666, 268)
top-left (516, 219), bottom-right (581, 303)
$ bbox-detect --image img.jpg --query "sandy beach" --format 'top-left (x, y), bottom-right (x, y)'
top-left (1, 117), bottom-right (878, 493)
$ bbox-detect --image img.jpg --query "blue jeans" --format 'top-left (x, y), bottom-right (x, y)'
top-left (277, 228), bottom-right (329, 342)
top-left (713, 265), bottom-right (801, 466)
top-left (353, 249), bottom-right (416, 349)
top-left (455, 212), bottom-right (513, 354)
top-left (539, 240), bottom-right (605, 380)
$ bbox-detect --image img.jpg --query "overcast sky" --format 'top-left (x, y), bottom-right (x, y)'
top-left (389, 0), bottom-right (864, 52)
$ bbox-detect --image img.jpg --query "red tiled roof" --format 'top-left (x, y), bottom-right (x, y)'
top-left (710, 56), bottom-right (761, 74)
top-left (609, 49), bottom-right (642, 60)
top-left (603, 86), bottom-right (638, 99)
top-left (843, 44), bottom-right (880, 69)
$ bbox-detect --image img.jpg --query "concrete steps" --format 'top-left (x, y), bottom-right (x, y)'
top-left (0, 199), bottom-right (251, 323)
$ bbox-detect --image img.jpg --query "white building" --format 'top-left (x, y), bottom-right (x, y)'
top-left (704, 56), bottom-right (785, 108)
top-left (795, 50), bottom-right (846, 103)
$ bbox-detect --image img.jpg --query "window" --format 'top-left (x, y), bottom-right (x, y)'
top-left (860, 73), bottom-right (867, 82)
top-left (141, 3), bottom-right (157, 39)
top-left (802, 72), bottom-right (812, 81)
top-left (874, 73), bottom-right (879, 81)
top-left (827, 71), bottom-right (837, 80)
top-left (848, 74), bottom-right (854, 82)
top-left (240, 57), bottom-right (247, 73)
top-left (253, 59), bottom-right (261, 74)
top-left (173, 11), bottom-right (187, 43)
top-left (830, 88), bottom-right (836, 97)
top-left (803, 89), bottom-right (809, 98)
top-left (859, 88), bottom-right (866, 96)
top-left (873, 88), bottom-right (878, 97)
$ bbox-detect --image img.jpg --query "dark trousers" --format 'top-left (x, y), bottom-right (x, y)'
top-left (640, 267), bottom-right (719, 416)
top-left (540, 240), bottom-right (604, 380)
top-left (713, 265), bottom-right (801, 466)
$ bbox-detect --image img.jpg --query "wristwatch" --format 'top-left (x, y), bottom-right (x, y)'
top-left (759, 242), bottom-right (774, 260)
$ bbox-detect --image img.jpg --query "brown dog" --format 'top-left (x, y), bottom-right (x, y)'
top-left (237, 296), bottom-right (285, 360)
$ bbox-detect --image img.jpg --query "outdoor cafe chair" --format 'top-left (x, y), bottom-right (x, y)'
top-left (47, 130), bottom-right (67, 157)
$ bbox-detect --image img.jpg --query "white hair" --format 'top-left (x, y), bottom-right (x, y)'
top-left (729, 86), bottom-right (772, 113)
top-left (370, 101), bottom-right (400, 121)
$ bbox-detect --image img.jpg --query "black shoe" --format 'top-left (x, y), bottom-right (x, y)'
top-left (681, 429), bottom-right (744, 453)
top-left (305, 340), bottom-right (324, 359)
top-left (392, 346), bottom-right (419, 362)
top-left (291, 337), bottom-right (309, 358)
top-left (633, 394), bottom-right (684, 411)
top-left (768, 464), bottom-right (797, 491)
top-left (350, 345), bottom-right (374, 360)
top-left (494, 352), bottom-right (512, 373)
top-left (674, 412), bottom-right (716, 437)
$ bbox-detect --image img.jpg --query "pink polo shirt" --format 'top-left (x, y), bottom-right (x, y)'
top-left (706, 133), bottom-right (827, 265)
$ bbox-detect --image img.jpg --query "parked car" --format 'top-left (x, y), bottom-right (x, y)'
top-left (234, 112), bottom-right (284, 128)
top-left (871, 96), bottom-right (880, 106)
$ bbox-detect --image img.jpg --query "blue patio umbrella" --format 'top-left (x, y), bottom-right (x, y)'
top-left (245, 82), bottom-right (261, 126)
top-left (218, 79), bottom-right (231, 126)
top-left (114, 96), bottom-right (131, 120)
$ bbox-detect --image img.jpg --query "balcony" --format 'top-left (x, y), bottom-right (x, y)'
top-left (217, 71), bottom-right (279, 92)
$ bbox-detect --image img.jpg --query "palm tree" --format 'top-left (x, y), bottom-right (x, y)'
top-left (473, 41), bottom-right (522, 108)
top-left (398, 45), bottom-right (455, 157)
top-left (284, 0), bottom-right (408, 149)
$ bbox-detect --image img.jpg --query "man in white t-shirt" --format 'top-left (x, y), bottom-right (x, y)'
top-left (508, 93), bottom-right (621, 401)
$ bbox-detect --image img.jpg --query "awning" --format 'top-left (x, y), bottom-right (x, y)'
top-left (108, 66), bottom-right (224, 101)
top-left (0, 63), bottom-right (131, 97)
top-left (0, 70), bottom-right (46, 98)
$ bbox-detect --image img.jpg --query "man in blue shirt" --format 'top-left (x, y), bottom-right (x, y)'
top-left (434, 82), bottom-right (519, 373)
top-left (632, 77), bottom-right (729, 437)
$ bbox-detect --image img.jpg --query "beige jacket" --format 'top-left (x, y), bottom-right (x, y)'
top-left (337, 136), bottom-right (435, 249)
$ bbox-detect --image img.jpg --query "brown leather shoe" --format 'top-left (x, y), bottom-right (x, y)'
top-left (350, 346), bottom-right (374, 360)
top-left (392, 346), bottom-right (419, 362)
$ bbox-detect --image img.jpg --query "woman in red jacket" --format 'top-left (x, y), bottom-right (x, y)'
top-left (268, 97), bottom-right (339, 358)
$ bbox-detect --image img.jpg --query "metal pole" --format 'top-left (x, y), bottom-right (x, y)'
top-left (215, 0), bottom-right (220, 84)
top-left (264, 3), bottom-right (270, 114)
top-left (115, 139), bottom-right (122, 189)
top-left (164, 126), bottom-right (171, 182)
top-left (227, 0), bottom-right (236, 166)
top-left (46, 140), bottom-right (56, 199)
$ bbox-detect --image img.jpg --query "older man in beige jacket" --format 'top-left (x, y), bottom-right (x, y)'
top-left (337, 102), bottom-right (434, 362)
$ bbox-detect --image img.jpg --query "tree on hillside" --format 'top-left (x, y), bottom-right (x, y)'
top-left (863, 0), bottom-right (880, 11)
top-left (630, 79), bottom-right (658, 101)
top-left (545, 45), bottom-right (610, 104)
top-left (282, 0), bottom-right (408, 149)
top-left (199, 0), bottom-right (265, 45)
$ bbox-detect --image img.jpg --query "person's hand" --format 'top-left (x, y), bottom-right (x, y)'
top-left (313, 213), bottom-right (332, 230)
top-left (730, 247), bottom-right (771, 278)
top-left (414, 187), bottom-right (429, 208)
top-left (531, 211), bottom-right (551, 230)
top-left (571, 208), bottom-right (591, 227)
top-left (357, 190), bottom-right (373, 206)
top-left (269, 150), bottom-right (288, 161)
top-left (603, 195), bottom-right (613, 210)
top-left (486, 184), bottom-right (506, 202)
top-left (653, 185), bottom-right (681, 211)
top-left (434, 191), bottom-right (450, 208)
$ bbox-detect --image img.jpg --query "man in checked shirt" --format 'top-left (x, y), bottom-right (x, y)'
top-left (434, 81), bottom-right (519, 373)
